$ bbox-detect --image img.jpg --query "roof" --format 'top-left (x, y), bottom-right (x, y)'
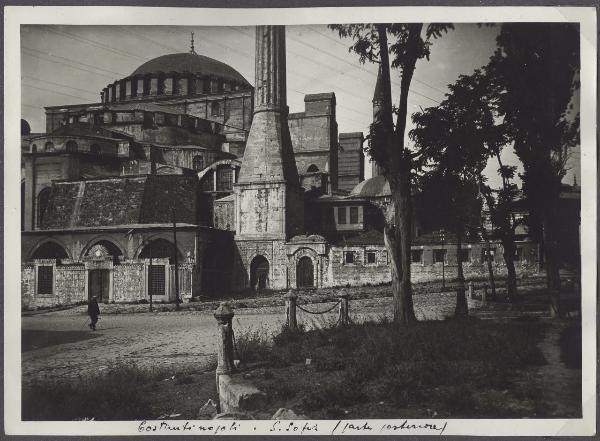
top-left (349, 175), bottom-right (390, 198)
top-left (40, 175), bottom-right (197, 230)
top-left (49, 123), bottom-right (131, 141)
top-left (215, 194), bottom-right (235, 203)
top-left (108, 102), bottom-right (183, 115)
top-left (330, 228), bottom-right (385, 246)
top-left (131, 53), bottom-right (250, 86)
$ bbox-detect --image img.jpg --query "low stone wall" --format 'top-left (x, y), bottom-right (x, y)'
top-left (218, 374), bottom-right (266, 414)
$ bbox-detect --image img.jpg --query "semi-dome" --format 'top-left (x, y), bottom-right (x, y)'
top-left (349, 175), bottom-right (391, 198)
top-left (132, 53), bottom-right (250, 86)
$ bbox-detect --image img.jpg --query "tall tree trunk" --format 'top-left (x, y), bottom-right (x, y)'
top-left (479, 221), bottom-right (497, 298)
top-left (501, 236), bottom-right (518, 302)
top-left (455, 232), bottom-right (468, 317)
top-left (385, 177), bottom-right (416, 325)
top-left (543, 217), bottom-right (562, 317)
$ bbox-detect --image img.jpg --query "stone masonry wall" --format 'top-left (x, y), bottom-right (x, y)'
top-left (113, 263), bottom-right (145, 303)
top-left (21, 265), bottom-right (35, 309)
top-left (55, 265), bottom-right (87, 305)
top-left (325, 245), bottom-right (390, 287)
top-left (233, 239), bottom-right (289, 290)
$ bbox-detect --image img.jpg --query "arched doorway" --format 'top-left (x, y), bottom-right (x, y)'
top-left (296, 256), bottom-right (314, 288)
top-left (85, 240), bottom-right (123, 303)
top-left (250, 255), bottom-right (269, 291)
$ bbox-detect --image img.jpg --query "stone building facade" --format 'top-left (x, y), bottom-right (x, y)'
top-left (21, 26), bottom-right (544, 309)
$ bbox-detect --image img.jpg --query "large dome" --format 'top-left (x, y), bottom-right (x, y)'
top-left (132, 53), bottom-right (250, 86)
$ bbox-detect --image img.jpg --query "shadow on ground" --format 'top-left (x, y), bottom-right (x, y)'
top-left (22, 330), bottom-right (101, 352)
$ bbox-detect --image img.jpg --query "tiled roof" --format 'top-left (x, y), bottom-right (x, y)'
top-left (40, 175), bottom-right (197, 229)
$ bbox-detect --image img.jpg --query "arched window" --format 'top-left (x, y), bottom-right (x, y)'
top-left (65, 140), bottom-right (77, 153)
top-left (192, 156), bottom-right (204, 171)
top-left (306, 164), bottom-right (319, 173)
top-left (31, 144), bottom-right (37, 153)
top-left (139, 238), bottom-right (182, 264)
top-left (37, 187), bottom-right (51, 226)
top-left (210, 101), bottom-right (221, 117)
top-left (44, 141), bottom-right (54, 152)
top-left (31, 241), bottom-right (69, 260)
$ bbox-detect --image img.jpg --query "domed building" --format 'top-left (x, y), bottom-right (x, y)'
top-left (21, 31), bottom-right (540, 309)
top-left (20, 43), bottom-right (367, 308)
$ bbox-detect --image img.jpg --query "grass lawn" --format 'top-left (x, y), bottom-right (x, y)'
top-left (22, 363), bottom-right (217, 421)
top-left (235, 317), bottom-right (569, 419)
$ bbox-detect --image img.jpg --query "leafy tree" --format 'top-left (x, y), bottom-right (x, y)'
top-left (411, 73), bottom-right (491, 315)
top-left (329, 23), bottom-right (453, 324)
top-left (416, 172), bottom-right (481, 316)
top-left (485, 23), bottom-right (580, 301)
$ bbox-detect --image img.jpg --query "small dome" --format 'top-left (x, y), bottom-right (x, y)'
top-left (131, 53), bottom-right (250, 86)
top-left (21, 119), bottom-right (31, 136)
top-left (349, 175), bottom-right (390, 198)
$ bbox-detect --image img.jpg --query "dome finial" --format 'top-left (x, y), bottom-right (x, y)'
top-left (190, 32), bottom-right (196, 55)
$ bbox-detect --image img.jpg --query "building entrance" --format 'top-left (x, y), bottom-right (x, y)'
top-left (296, 256), bottom-right (314, 288)
top-left (250, 255), bottom-right (269, 291)
top-left (88, 269), bottom-right (109, 302)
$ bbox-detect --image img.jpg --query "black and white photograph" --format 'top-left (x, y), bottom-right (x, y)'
top-left (4, 4), bottom-right (596, 436)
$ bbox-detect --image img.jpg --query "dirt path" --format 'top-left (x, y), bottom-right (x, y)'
top-left (21, 292), bottom-right (462, 382)
top-left (533, 321), bottom-right (582, 417)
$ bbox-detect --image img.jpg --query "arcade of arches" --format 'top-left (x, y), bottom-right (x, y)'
top-left (21, 229), bottom-right (205, 308)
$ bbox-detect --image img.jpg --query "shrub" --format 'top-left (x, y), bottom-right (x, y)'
top-left (233, 325), bottom-right (274, 364)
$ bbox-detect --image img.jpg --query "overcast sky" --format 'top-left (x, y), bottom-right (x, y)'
top-left (21, 24), bottom-right (580, 187)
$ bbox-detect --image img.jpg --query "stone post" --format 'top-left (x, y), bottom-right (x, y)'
top-left (337, 290), bottom-right (350, 326)
top-left (214, 302), bottom-right (235, 400)
top-left (482, 285), bottom-right (488, 305)
top-left (284, 290), bottom-right (297, 331)
top-left (468, 281), bottom-right (473, 300)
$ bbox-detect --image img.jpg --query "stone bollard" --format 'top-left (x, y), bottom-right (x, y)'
top-left (214, 302), bottom-right (235, 406)
top-left (284, 290), bottom-right (298, 331)
top-left (337, 290), bottom-right (350, 326)
top-left (468, 281), bottom-right (474, 300)
top-left (482, 285), bottom-right (488, 305)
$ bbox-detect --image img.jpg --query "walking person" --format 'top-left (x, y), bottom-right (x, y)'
top-left (88, 296), bottom-right (100, 331)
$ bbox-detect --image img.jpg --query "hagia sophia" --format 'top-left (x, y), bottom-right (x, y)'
top-left (21, 26), bottom-right (544, 308)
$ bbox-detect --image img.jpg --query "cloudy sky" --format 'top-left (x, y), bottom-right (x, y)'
top-left (21, 24), bottom-right (580, 186)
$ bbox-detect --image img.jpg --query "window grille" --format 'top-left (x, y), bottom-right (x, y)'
top-left (411, 249), bottom-right (423, 263)
top-left (37, 266), bottom-right (53, 295)
top-left (434, 249), bottom-right (447, 263)
top-left (149, 265), bottom-right (165, 296)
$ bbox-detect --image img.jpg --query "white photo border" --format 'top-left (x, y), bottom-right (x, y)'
top-left (4, 5), bottom-right (597, 436)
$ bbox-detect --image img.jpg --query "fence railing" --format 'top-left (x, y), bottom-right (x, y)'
top-left (285, 290), bottom-right (350, 330)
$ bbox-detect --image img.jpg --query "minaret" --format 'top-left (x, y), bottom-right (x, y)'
top-left (233, 25), bottom-right (304, 290)
top-left (371, 64), bottom-right (384, 178)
